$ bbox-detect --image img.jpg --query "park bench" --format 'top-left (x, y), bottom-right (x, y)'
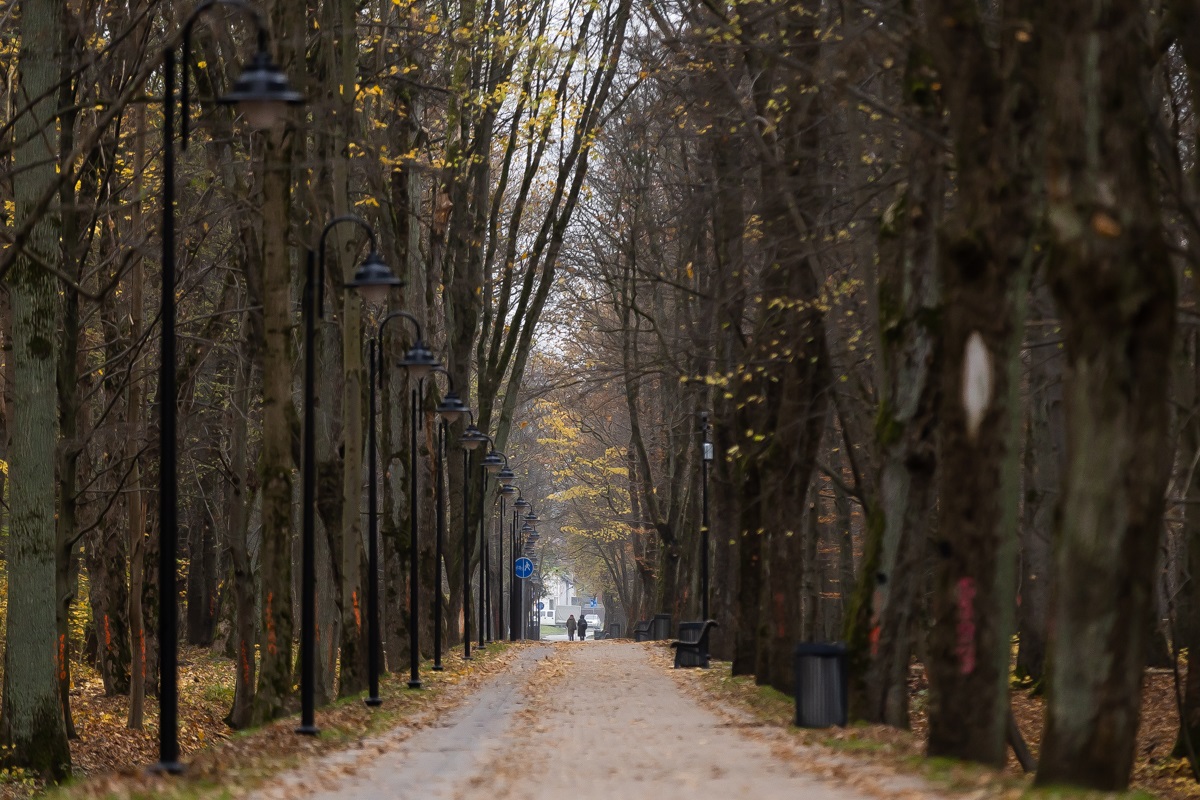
top-left (634, 619), bottom-right (653, 642)
top-left (670, 619), bottom-right (718, 668)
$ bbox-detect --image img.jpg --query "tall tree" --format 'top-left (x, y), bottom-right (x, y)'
top-left (1035, 0), bottom-right (1176, 788)
top-left (1, 0), bottom-right (72, 776)
top-left (920, 0), bottom-right (1038, 766)
top-left (252, 0), bottom-right (304, 724)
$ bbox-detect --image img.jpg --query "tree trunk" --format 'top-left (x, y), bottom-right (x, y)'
top-left (1016, 288), bottom-right (1063, 688)
top-left (224, 328), bottom-right (258, 730)
top-left (848, 63), bottom-right (943, 720)
top-left (251, 0), bottom-right (304, 724)
top-left (0, 0), bottom-right (72, 774)
top-left (126, 100), bottom-right (148, 731)
top-left (1036, 3), bottom-right (1175, 787)
top-left (920, 0), bottom-right (1037, 766)
top-left (1175, 324), bottom-right (1200, 762)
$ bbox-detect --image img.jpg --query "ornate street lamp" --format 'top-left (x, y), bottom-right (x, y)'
top-left (398, 321), bottom-right (442, 689)
top-left (430, 368), bottom-right (467, 671)
top-left (460, 420), bottom-right (489, 657)
top-left (499, 479), bottom-right (517, 640)
top-left (701, 411), bottom-right (713, 662)
top-left (158, 0), bottom-right (300, 771)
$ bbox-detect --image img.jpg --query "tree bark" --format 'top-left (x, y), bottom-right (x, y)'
top-left (920, 0), bottom-right (1038, 765)
top-left (251, 0), bottom-right (304, 724)
top-left (1035, 2), bottom-right (1176, 787)
top-left (0, 0), bottom-right (72, 774)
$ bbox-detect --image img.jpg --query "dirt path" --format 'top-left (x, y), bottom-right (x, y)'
top-left (256, 641), bottom-right (938, 800)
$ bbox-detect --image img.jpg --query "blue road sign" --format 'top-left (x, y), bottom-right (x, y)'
top-left (590, 597), bottom-right (597, 607)
top-left (537, 601), bottom-right (545, 610)
top-left (514, 557), bottom-right (534, 579)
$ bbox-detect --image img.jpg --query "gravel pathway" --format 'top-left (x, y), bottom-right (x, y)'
top-left (257, 641), bottom-right (934, 800)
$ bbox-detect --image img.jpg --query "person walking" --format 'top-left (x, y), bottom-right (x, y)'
top-left (577, 614), bottom-right (589, 642)
top-left (566, 614), bottom-right (577, 642)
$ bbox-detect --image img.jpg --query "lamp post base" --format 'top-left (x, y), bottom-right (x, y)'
top-left (432, 665), bottom-right (444, 671)
top-left (149, 761), bottom-right (185, 775)
top-left (407, 679), bottom-right (423, 690)
top-left (364, 697), bottom-right (383, 708)
top-left (295, 725), bottom-right (320, 737)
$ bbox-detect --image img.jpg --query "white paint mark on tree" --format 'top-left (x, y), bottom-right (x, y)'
top-left (962, 331), bottom-right (992, 441)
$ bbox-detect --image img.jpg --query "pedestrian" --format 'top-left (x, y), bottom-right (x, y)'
top-left (577, 614), bottom-right (589, 641)
top-left (566, 614), bottom-right (576, 642)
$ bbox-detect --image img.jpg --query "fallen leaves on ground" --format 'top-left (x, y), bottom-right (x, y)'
top-left (658, 643), bottom-right (1196, 799)
top-left (9, 643), bottom-right (520, 800)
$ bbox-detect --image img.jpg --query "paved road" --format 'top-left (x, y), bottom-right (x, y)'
top-left (258, 642), bottom-right (934, 800)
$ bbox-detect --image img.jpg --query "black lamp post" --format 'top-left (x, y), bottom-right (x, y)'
top-left (498, 465), bottom-right (516, 640)
top-left (460, 420), bottom-right (489, 657)
top-left (157, 0), bottom-right (300, 772)
top-left (481, 447), bottom-right (506, 641)
top-left (429, 368), bottom-right (467, 670)
top-left (299, 219), bottom-right (401, 731)
top-left (356, 309), bottom-right (421, 708)
top-left (397, 328), bottom-right (441, 689)
top-left (512, 495), bottom-right (530, 641)
top-left (498, 477), bottom-right (516, 640)
top-left (519, 522), bottom-right (536, 640)
top-left (701, 411), bottom-right (713, 661)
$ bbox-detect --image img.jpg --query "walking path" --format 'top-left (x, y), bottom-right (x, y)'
top-left (256, 642), bottom-right (939, 800)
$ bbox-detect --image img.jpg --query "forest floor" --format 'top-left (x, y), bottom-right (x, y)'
top-left (0, 642), bottom-right (520, 800)
top-left (673, 649), bottom-right (1195, 799)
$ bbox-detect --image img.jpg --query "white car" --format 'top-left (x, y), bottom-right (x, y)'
top-left (583, 614), bottom-right (601, 636)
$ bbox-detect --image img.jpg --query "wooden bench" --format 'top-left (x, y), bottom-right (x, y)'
top-left (670, 620), bottom-right (718, 668)
top-left (633, 619), bottom-right (653, 642)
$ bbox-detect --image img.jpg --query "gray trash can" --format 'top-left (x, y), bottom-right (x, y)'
top-left (793, 642), bottom-right (848, 727)
top-left (608, 622), bottom-right (622, 639)
top-left (652, 613), bottom-right (672, 641)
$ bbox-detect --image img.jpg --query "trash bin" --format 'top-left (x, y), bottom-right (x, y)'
top-left (608, 622), bottom-right (622, 639)
top-left (652, 613), bottom-right (672, 641)
top-left (793, 642), bottom-right (848, 727)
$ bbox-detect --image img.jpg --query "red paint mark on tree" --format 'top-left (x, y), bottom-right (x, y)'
top-left (59, 634), bottom-right (67, 681)
top-left (240, 641), bottom-right (251, 685)
top-left (104, 613), bottom-right (112, 651)
top-left (870, 588), bottom-right (883, 657)
top-left (956, 577), bottom-right (977, 675)
top-left (353, 589), bottom-right (361, 632)
top-left (266, 591), bottom-right (277, 655)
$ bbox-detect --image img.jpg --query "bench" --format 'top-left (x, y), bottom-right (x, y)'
top-left (634, 619), bottom-right (653, 642)
top-left (671, 620), bottom-right (718, 668)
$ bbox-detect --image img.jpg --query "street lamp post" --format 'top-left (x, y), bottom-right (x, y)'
top-left (481, 447), bottom-right (505, 641)
top-left (430, 368), bottom-right (467, 671)
top-left (519, 523), bottom-right (536, 640)
top-left (358, 309), bottom-right (424, 709)
top-left (301, 220), bottom-right (401, 728)
top-left (512, 496), bottom-right (530, 640)
top-left (460, 420), bottom-right (489, 658)
top-left (398, 328), bottom-right (441, 689)
top-left (701, 411), bottom-right (714, 662)
top-left (157, 0), bottom-right (300, 771)
top-left (497, 464), bottom-right (515, 640)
